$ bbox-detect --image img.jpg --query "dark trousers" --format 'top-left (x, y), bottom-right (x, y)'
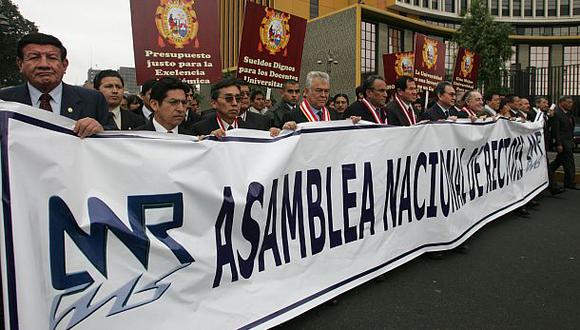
top-left (549, 149), bottom-right (576, 187)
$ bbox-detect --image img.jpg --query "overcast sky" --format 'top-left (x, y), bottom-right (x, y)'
top-left (13, 0), bottom-right (136, 85)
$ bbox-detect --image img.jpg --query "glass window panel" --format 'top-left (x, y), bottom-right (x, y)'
top-left (502, 0), bottom-right (510, 15)
top-left (547, 0), bottom-right (557, 15)
top-left (561, 0), bottom-right (570, 14)
top-left (524, 0), bottom-right (533, 15)
top-left (445, 0), bottom-right (455, 12)
top-left (536, 0), bottom-right (545, 16)
top-left (491, 0), bottom-right (499, 15)
top-left (513, 0), bottom-right (521, 15)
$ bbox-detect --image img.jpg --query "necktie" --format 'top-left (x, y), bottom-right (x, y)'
top-left (39, 93), bottom-right (53, 112)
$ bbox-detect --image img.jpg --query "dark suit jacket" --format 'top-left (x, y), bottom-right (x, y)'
top-left (239, 111), bottom-right (271, 131)
top-left (424, 103), bottom-right (450, 121)
top-left (385, 99), bottom-right (414, 126)
top-left (111, 109), bottom-right (146, 130)
top-left (191, 113), bottom-right (222, 136)
top-left (0, 83), bottom-right (112, 128)
top-left (282, 105), bottom-right (339, 125)
top-left (344, 100), bottom-right (385, 123)
top-left (449, 106), bottom-right (470, 119)
top-left (180, 110), bottom-right (202, 131)
top-left (135, 119), bottom-right (194, 135)
top-left (265, 102), bottom-right (294, 128)
top-left (550, 107), bottom-right (575, 150)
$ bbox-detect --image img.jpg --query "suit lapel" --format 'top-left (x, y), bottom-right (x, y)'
top-left (60, 83), bottom-right (82, 119)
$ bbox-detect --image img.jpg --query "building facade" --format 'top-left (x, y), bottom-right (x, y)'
top-left (219, 0), bottom-right (580, 104)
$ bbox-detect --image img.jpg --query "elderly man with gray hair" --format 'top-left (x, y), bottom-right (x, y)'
top-left (281, 71), bottom-right (338, 129)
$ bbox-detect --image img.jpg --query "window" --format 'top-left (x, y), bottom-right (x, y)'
top-left (547, 0), bottom-right (557, 15)
top-left (491, 0), bottom-right (499, 14)
top-left (445, 0), bottom-right (455, 12)
top-left (530, 46), bottom-right (550, 95)
top-left (423, 0), bottom-right (429, 7)
top-left (513, 0), bottom-right (521, 15)
top-left (502, 0), bottom-right (510, 16)
top-left (536, 0), bottom-right (545, 16)
top-left (432, 0), bottom-right (439, 10)
top-left (388, 27), bottom-right (402, 53)
top-left (524, 0), bottom-right (533, 15)
top-left (575, 0), bottom-right (580, 14)
top-left (461, 0), bottom-right (468, 14)
top-left (564, 46), bottom-right (580, 66)
top-left (361, 21), bottom-right (377, 74)
top-left (561, 0), bottom-right (570, 14)
top-left (445, 40), bottom-right (458, 77)
top-left (563, 46), bottom-right (579, 95)
top-left (309, 0), bottom-right (319, 19)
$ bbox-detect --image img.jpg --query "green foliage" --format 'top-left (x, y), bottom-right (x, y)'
top-left (453, 0), bottom-right (513, 92)
top-left (0, 0), bottom-right (37, 88)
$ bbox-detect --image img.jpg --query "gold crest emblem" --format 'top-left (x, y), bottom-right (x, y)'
top-left (421, 38), bottom-right (439, 69)
top-left (460, 50), bottom-right (475, 78)
top-left (155, 0), bottom-right (199, 49)
top-left (258, 8), bottom-right (290, 56)
top-left (395, 53), bottom-right (414, 77)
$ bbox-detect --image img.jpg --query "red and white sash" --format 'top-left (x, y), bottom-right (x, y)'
top-left (299, 99), bottom-right (331, 122)
top-left (394, 94), bottom-right (416, 125)
top-left (216, 114), bottom-right (238, 130)
top-left (462, 106), bottom-right (476, 117)
top-left (361, 98), bottom-right (384, 124)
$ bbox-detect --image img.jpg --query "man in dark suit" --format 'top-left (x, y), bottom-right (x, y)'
top-left (235, 80), bottom-right (272, 131)
top-left (0, 33), bottom-right (110, 137)
top-left (192, 78), bottom-right (242, 137)
top-left (549, 96), bottom-right (577, 190)
top-left (265, 79), bottom-right (300, 128)
top-left (424, 81), bottom-right (457, 121)
top-left (180, 84), bottom-right (202, 131)
top-left (282, 71), bottom-right (341, 129)
top-left (134, 77), bottom-right (193, 135)
top-left (344, 75), bottom-right (387, 124)
top-left (134, 79), bottom-right (157, 121)
top-left (385, 76), bottom-right (418, 126)
top-left (93, 70), bottom-right (145, 130)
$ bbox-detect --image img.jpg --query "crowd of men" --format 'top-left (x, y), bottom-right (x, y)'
top-left (0, 32), bottom-right (577, 196)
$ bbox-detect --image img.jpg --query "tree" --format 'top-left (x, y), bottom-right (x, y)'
top-left (0, 0), bottom-right (37, 88)
top-left (454, 0), bottom-right (513, 93)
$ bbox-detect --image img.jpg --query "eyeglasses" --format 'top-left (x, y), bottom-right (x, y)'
top-left (372, 88), bottom-right (388, 94)
top-left (219, 95), bottom-right (242, 103)
top-left (444, 92), bottom-right (457, 97)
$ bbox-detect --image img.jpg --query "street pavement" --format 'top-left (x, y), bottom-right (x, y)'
top-left (277, 188), bottom-right (580, 329)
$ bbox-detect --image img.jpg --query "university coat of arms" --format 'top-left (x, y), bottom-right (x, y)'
top-left (155, 0), bottom-right (199, 48)
top-left (258, 8), bottom-right (290, 56)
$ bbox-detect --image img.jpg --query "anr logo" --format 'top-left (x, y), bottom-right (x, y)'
top-left (49, 193), bottom-right (193, 329)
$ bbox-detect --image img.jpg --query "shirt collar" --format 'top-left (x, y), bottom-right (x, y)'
top-left (436, 102), bottom-right (450, 111)
top-left (152, 117), bottom-right (176, 133)
top-left (111, 106), bottom-right (121, 118)
top-left (28, 82), bottom-right (63, 107)
top-left (142, 105), bottom-right (153, 119)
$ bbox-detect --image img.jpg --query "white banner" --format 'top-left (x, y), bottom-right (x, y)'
top-left (0, 101), bottom-right (548, 329)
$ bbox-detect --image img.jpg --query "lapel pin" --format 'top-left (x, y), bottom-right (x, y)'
top-left (67, 107), bottom-right (73, 113)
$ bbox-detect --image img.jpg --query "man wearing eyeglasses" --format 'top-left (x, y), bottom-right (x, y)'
top-left (135, 77), bottom-right (193, 135)
top-left (344, 75), bottom-right (388, 124)
top-left (0, 33), bottom-right (111, 137)
top-left (424, 81), bottom-right (458, 121)
top-left (266, 79), bottom-right (300, 128)
top-left (192, 78), bottom-right (241, 137)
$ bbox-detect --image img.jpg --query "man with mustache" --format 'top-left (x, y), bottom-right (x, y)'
top-left (135, 77), bottom-right (193, 135)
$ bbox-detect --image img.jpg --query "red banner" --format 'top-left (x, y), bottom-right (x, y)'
top-left (129, 0), bottom-right (222, 85)
top-left (412, 34), bottom-right (446, 92)
top-left (452, 47), bottom-right (480, 92)
top-left (236, 2), bottom-right (307, 88)
top-left (382, 52), bottom-right (414, 91)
